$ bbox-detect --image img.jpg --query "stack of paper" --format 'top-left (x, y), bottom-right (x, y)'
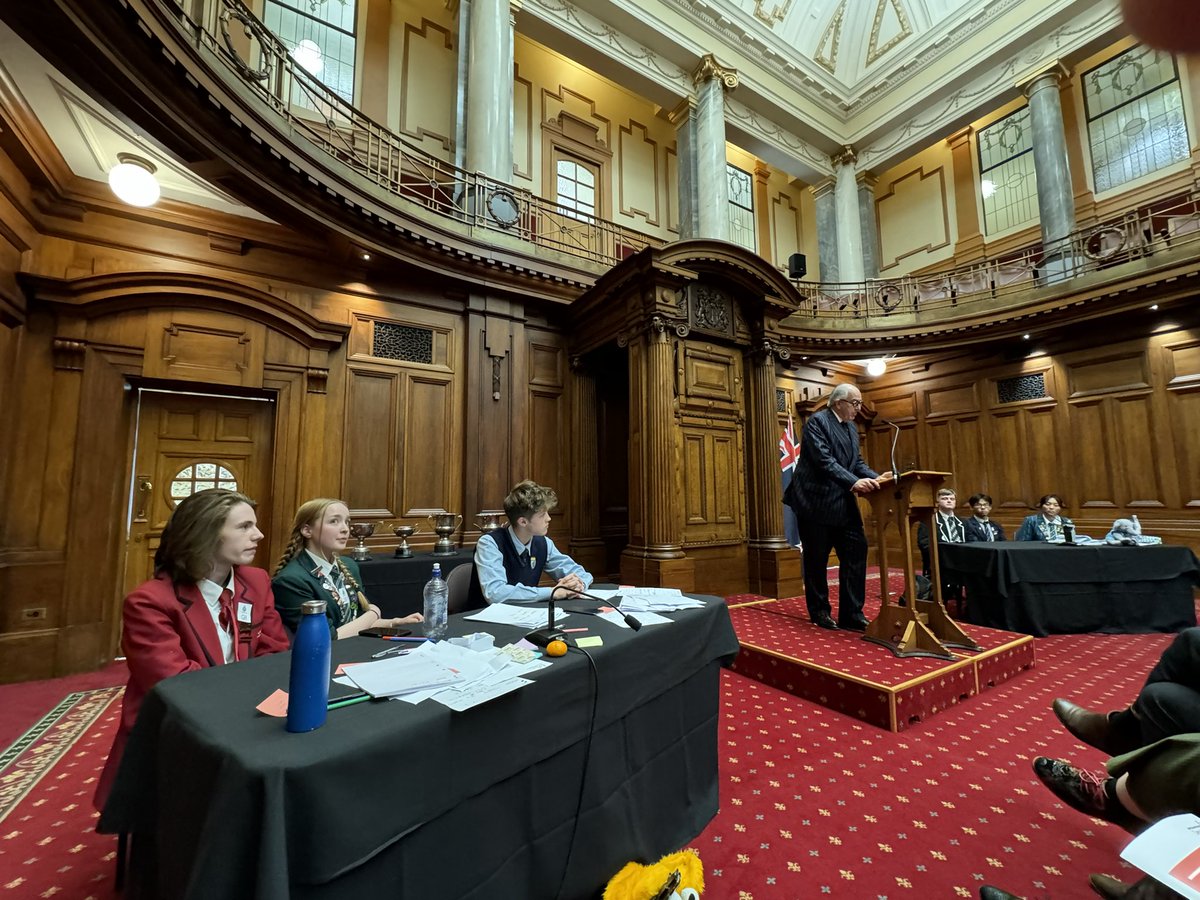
top-left (463, 604), bottom-right (569, 629)
top-left (591, 587), bottom-right (707, 613)
top-left (345, 639), bottom-right (550, 711)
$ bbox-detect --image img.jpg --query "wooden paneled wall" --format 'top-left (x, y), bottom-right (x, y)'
top-left (861, 326), bottom-right (1200, 551)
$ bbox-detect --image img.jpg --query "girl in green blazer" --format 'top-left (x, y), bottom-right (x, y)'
top-left (272, 498), bottom-right (422, 639)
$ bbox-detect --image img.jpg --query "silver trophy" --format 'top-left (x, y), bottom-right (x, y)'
top-left (390, 523), bottom-right (421, 558)
top-left (474, 512), bottom-right (504, 535)
top-left (348, 522), bottom-right (376, 561)
top-left (428, 513), bottom-right (463, 556)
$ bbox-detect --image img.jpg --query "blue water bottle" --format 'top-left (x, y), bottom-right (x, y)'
top-left (287, 599), bottom-right (331, 733)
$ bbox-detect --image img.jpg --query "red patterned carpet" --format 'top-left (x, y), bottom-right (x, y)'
top-left (0, 612), bottom-right (1187, 899)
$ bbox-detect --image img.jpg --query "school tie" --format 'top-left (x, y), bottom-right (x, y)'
top-left (216, 588), bottom-right (241, 662)
top-left (519, 549), bottom-right (531, 568)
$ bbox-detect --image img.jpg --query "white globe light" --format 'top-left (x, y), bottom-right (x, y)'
top-left (108, 156), bottom-right (160, 207)
top-left (291, 39), bottom-right (324, 75)
top-left (865, 358), bottom-right (887, 377)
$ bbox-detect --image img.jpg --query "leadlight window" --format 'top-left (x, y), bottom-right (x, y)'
top-left (977, 107), bottom-right (1039, 235)
top-left (170, 463), bottom-right (239, 506)
top-left (555, 158), bottom-right (597, 220)
top-left (1083, 45), bottom-right (1190, 193)
top-left (727, 164), bottom-right (757, 252)
top-left (264, 0), bottom-right (357, 105)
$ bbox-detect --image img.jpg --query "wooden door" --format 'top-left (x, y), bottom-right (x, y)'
top-left (123, 391), bottom-right (275, 596)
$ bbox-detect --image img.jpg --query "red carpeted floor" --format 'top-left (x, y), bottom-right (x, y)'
top-left (0, 613), bottom-right (1188, 899)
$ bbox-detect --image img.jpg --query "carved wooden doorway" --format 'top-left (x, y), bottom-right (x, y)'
top-left (121, 389), bottom-right (275, 600)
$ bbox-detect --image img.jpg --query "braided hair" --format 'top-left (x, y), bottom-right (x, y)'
top-left (276, 499), bottom-right (369, 613)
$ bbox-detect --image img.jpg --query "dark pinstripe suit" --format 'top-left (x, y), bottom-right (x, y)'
top-left (784, 407), bottom-right (879, 622)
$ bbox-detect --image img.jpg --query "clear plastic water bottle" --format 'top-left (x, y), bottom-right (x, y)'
top-left (286, 599), bottom-right (331, 733)
top-left (423, 563), bottom-right (449, 639)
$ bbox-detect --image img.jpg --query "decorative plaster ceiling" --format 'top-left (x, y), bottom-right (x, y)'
top-left (0, 21), bottom-right (272, 222)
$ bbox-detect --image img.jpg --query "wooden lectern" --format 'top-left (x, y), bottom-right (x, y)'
top-left (863, 470), bottom-right (982, 659)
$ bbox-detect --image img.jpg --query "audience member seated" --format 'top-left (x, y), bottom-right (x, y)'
top-left (94, 489), bottom-right (290, 811)
top-left (1051, 628), bottom-right (1200, 756)
top-left (964, 492), bottom-right (1007, 542)
top-left (272, 498), bottom-right (423, 639)
top-left (1014, 493), bottom-right (1072, 542)
top-left (916, 487), bottom-right (966, 608)
top-left (471, 480), bottom-right (593, 605)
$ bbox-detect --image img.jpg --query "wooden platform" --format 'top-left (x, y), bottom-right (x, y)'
top-left (726, 595), bottom-right (1035, 732)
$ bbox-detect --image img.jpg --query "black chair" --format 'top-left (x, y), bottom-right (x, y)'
top-left (446, 563), bottom-right (475, 614)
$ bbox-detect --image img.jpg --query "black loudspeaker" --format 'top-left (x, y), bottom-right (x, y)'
top-left (788, 253), bottom-right (807, 279)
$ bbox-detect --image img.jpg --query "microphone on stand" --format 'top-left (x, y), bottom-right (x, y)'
top-left (567, 590), bottom-right (643, 631)
top-left (522, 588), bottom-right (643, 647)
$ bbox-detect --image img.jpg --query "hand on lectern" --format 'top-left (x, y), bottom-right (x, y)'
top-left (852, 477), bottom-right (882, 495)
top-left (878, 471), bottom-right (895, 483)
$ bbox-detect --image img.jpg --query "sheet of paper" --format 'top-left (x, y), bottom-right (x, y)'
top-left (464, 604), bottom-right (569, 629)
top-left (256, 688), bottom-right (289, 717)
top-left (432, 676), bottom-right (532, 712)
top-left (1121, 814), bottom-right (1200, 899)
top-left (343, 651), bottom-right (463, 697)
top-left (594, 609), bottom-right (675, 628)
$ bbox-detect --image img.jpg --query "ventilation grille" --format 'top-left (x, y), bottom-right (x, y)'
top-left (997, 372), bottom-right (1046, 403)
top-left (373, 322), bottom-right (433, 364)
top-left (776, 388), bottom-right (787, 413)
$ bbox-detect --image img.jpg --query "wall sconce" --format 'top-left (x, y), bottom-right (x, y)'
top-left (108, 153), bottom-right (161, 207)
top-left (865, 357), bottom-right (887, 377)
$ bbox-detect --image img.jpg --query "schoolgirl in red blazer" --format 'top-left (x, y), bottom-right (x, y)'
top-left (94, 489), bottom-right (289, 810)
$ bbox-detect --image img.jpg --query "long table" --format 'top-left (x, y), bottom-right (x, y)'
top-left (357, 548), bottom-right (475, 617)
top-left (939, 542), bottom-right (1200, 637)
top-left (99, 596), bottom-right (739, 900)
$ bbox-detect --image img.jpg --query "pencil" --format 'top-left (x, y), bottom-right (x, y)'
top-left (327, 693), bottom-right (372, 710)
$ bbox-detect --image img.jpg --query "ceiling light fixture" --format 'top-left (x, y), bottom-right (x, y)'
top-left (361, 252), bottom-right (371, 261)
top-left (1022, 333), bottom-right (1031, 340)
top-left (108, 153), bottom-right (161, 207)
top-left (865, 357), bottom-right (887, 377)
top-left (1150, 304), bottom-right (1159, 310)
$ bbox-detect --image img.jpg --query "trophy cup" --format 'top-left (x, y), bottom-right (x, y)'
top-left (348, 522), bottom-right (376, 561)
top-left (390, 523), bottom-right (421, 558)
top-left (474, 512), bottom-right (504, 535)
top-left (428, 513), bottom-right (463, 556)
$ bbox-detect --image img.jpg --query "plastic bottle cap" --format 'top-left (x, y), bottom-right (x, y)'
top-left (301, 600), bottom-right (327, 615)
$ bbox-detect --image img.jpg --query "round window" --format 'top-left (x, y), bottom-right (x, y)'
top-left (169, 462), bottom-right (239, 506)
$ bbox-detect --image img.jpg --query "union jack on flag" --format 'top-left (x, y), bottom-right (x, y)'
top-left (778, 412), bottom-right (799, 472)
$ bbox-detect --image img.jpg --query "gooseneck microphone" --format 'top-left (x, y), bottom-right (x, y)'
top-left (559, 589), bottom-right (643, 631)
top-left (880, 418), bottom-right (901, 483)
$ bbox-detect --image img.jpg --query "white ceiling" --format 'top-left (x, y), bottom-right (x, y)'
top-left (0, 21), bottom-right (272, 222)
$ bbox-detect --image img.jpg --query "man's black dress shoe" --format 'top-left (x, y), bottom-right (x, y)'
top-left (1052, 698), bottom-right (1141, 756)
top-left (980, 887), bottom-right (1022, 900)
top-left (811, 613), bottom-right (839, 630)
top-left (1031, 757), bottom-right (1142, 832)
top-left (839, 615), bottom-right (869, 631)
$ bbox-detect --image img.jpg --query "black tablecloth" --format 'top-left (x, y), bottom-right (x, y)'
top-left (100, 597), bottom-right (739, 900)
top-left (357, 548), bottom-right (475, 617)
top-left (939, 542), bottom-right (1200, 637)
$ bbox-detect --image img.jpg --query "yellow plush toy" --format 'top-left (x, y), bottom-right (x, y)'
top-left (603, 848), bottom-right (704, 900)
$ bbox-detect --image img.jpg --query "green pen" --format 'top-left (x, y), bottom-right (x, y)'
top-left (327, 693), bottom-right (373, 710)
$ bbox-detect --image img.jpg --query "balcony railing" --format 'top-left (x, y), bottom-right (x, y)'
top-left (174, 0), bottom-right (664, 267)
top-left (794, 192), bottom-right (1200, 323)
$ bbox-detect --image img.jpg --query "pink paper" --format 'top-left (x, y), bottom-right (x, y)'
top-left (256, 688), bottom-right (289, 717)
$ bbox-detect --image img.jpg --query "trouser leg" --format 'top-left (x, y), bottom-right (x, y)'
top-left (832, 523), bottom-right (868, 621)
top-left (797, 521), bottom-right (833, 619)
top-left (1134, 682), bottom-right (1200, 744)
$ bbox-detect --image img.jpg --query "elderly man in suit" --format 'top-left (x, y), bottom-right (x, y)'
top-left (784, 383), bottom-right (891, 630)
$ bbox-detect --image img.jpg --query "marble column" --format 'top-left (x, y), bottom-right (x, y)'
top-left (670, 100), bottom-right (700, 240)
top-left (811, 177), bottom-right (838, 282)
top-left (692, 55), bottom-right (739, 241)
top-left (1024, 67), bottom-right (1075, 253)
top-left (834, 148), bottom-right (865, 284)
top-left (452, 0), bottom-right (472, 175)
top-left (857, 172), bottom-right (879, 279)
top-left (464, 0), bottom-right (514, 183)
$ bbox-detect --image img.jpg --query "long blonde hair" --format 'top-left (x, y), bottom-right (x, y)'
top-left (275, 498), bottom-right (367, 611)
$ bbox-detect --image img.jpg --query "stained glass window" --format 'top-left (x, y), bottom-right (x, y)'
top-left (977, 107), bottom-right (1039, 235)
top-left (170, 463), bottom-right (239, 505)
top-left (264, 0), bottom-right (357, 106)
top-left (727, 164), bottom-right (756, 252)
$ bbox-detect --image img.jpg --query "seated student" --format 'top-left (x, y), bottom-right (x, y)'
top-left (964, 492), bottom-right (1007, 542)
top-left (916, 488), bottom-right (966, 604)
top-left (472, 480), bottom-right (593, 604)
top-left (1014, 493), bottom-right (1072, 542)
top-left (95, 489), bottom-right (290, 811)
top-left (272, 498), bottom-right (423, 638)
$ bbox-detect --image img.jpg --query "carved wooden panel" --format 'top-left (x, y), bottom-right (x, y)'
top-left (529, 389), bottom-right (565, 505)
top-left (1168, 385), bottom-right (1200, 507)
top-left (680, 422), bottom-right (745, 544)
top-left (924, 419), bottom-right (953, 475)
top-left (1113, 396), bottom-right (1164, 506)
top-left (1164, 339), bottom-right (1200, 387)
top-left (988, 411), bottom-right (1027, 508)
top-left (1069, 400), bottom-right (1117, 507)
top-left (402, 376), bottom-right (454, 514)
top-left (144, 311), bottom-right (265, 387)
top-left (681, 342), bottom-right (741, 407)
top-left (215, 410), bottom-right (256, 442)
top-left (1026, 406), bottom-right (1059, 506)
top-left (1067, 351), bottom-right (1150, 397)
top-left (344, 369), bottom-right (397, 515)
top-left (925, 382), bottom-right (979, 417)
top-left (874, 392), bottom-right (917, 421)
top-left (349, 312), bottom-right (454, 370)
top-left (528, 341), bottom-right (563, 388)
